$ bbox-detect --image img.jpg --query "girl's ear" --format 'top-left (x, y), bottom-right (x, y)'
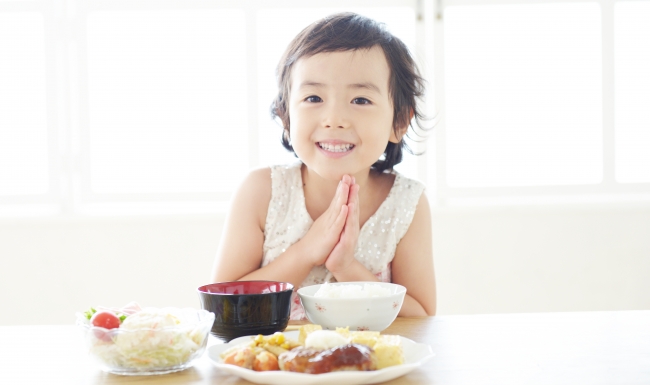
top-left (388, 127), bottom-right (406, 143)
top-left (389, 109), bottom-right (414, 143)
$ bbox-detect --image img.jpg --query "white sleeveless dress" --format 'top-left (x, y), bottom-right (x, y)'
top-left (262, 162), bottom-right (425, 320)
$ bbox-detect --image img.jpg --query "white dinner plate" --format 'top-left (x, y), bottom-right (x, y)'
top-left (207, 331), bottom-right (434, 385)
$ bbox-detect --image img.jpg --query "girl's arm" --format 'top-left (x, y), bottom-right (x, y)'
top-left (211, 168), bottom-right (314, 289)
top-left (391, 193), bottom-right (437, 316)
top-left (211, 168), bottom-right (352, 290)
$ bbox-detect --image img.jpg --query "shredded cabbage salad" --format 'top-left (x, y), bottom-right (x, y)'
top-left (83, 307), bottom-right (210, 370)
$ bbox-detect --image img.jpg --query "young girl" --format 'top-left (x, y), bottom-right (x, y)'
top-left (211, 12), bottom-right (436, 319)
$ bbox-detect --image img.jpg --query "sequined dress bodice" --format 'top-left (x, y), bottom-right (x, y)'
top-left (262, 162), bottom-right (425, 320)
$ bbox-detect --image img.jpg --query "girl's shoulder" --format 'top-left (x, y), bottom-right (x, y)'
top-left (239, 166), bottom-right (272, 193)
top-left (235, 162), bottom-right (302, 230)
top-left (238, 162), bottom-right (302, 200)
top-left (393, 170), bottom-right (426, 194)
top-left (372, 170), bottom-right (426, 241)
top-left (267, 161), bottom-right (304, 193)
top-left (232, 166), bottom-right (273, 231)
top-left (391, 172), bottom-right (426, 217)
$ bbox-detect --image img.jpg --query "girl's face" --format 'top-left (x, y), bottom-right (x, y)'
top-left (288, 46), bottom-right (400, 181)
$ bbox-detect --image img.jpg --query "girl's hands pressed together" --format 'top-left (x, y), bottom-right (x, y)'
top-left (325, 178), bottom-right (360, 275)
top-left (298, 174), bottom-right (353, 267)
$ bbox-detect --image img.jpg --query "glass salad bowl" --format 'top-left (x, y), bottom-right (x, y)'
top-left (76, 307), bottom-right (214, 375)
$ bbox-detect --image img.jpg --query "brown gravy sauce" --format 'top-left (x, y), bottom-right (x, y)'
top-left (281, 343), bottom-right (376, 374)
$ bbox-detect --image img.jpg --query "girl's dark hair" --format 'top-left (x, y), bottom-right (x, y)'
top-left (270, 12), bottom-right (427, 172)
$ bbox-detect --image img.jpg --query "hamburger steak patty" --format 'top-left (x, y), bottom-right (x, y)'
top-left (278, 343), bottom-right (377, 374)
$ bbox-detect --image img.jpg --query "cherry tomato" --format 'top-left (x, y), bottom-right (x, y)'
top-left (91, 311), bottom-right (121, 329)
top-left (90, 311), bottom-right (121, 342)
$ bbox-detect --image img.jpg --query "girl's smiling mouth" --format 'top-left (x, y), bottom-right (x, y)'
top-left (316, 141), bottom-right (356, 158)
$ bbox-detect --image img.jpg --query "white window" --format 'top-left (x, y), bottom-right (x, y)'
top-left (432, 0), bottom-right (650, 204)
top-left (0, 12), bottom-right (48, 197)
top-left (443, 3), bottom-right (602, 188)
top-left (615, 1), bottom-right (650, 183)
top-left (0, 0), bottom-right (422, 216)
top-left (86, 10), bottom-right (248, 195)
top-left (2, 0), bottom-right (649, 216)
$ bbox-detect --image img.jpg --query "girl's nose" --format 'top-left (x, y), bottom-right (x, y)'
top-left (321, 100), bottom-right (349, 129)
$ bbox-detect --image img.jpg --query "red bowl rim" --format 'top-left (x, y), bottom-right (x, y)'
top-left (197, 280), bottom-right (294, 295)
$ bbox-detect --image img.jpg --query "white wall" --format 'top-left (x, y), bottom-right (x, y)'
top-left (2, 203), bottom-right (649, 325)
top-left (0, 215), bottom-right (221, 326)
top-left (433, 203), bottom-right (650, 314)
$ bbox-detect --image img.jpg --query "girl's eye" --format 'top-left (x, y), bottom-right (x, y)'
top-left (305, 96), bottom-right (322, 103)
top-left (352, 97), bottom-right (371, 105)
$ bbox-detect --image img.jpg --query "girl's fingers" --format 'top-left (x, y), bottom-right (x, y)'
top-left (347, 185), bottom-right (360, 233)
top-left (333, 203), bottom-right (348, 233)
top-left (326, 180), bottom-right (344, 214)
top-left (328, 177), bottom-right (350, 220)
top-left (334, 203), bottom-right (357, 256)
top-left (340, 175), bottom-right (352, 200)
top-left (339, 181), bottom-right (350, 208)
top-left (345, 202), bottom-right (355, 228)
top-left (347, 183), bottom-right (359, 207)
top-left (351, 202), bottom-right (360, 228)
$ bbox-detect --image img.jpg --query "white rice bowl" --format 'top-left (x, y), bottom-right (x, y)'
top-left (297, 282), bottom-right (406, 332)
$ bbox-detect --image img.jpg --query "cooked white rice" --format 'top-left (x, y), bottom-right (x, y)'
top-left (314, 283), bottom-right (391, 298)
top-left (304, 330), bottom-right (349, 349)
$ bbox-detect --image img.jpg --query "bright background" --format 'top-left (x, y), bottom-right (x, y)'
top-left (1, 0), bottom-right (649, 325)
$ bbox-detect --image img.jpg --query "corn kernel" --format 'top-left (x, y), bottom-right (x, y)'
top-left (254, 335), bottom-right (264, 345)
top-left (267, 332), bottom-right (284, 345)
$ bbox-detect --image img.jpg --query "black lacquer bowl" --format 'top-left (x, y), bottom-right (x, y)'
top-left (197, 281), bottom-right (293, 342)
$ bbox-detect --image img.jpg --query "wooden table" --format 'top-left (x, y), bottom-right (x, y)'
top-left (2, 311), bottom-right (648, 385)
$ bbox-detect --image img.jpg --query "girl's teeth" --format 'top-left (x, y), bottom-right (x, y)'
top-left (319, 143), bottom-right (354, 152)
